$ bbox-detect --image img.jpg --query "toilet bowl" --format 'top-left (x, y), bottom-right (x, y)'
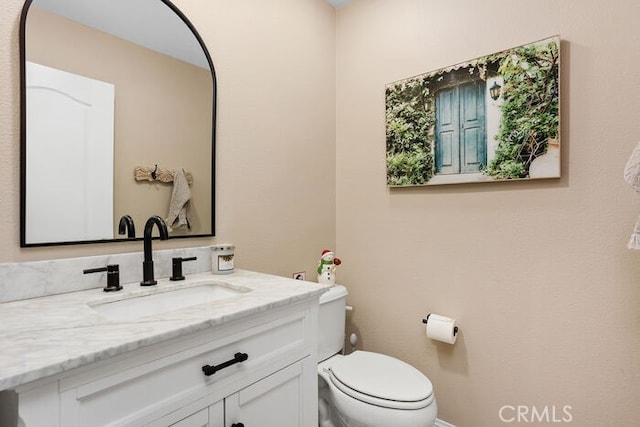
top-left (317, 285), bottom-right (437, 427)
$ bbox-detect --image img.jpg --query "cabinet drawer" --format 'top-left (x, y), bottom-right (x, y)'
top-left (60, 309), bottom-right (309, 427)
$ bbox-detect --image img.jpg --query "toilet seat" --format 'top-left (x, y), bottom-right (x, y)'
top-left (329, 351), bottom-right (434, 410)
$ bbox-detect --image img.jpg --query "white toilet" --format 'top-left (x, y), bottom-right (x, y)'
top-left (317, 285), bottom-right (437, 427)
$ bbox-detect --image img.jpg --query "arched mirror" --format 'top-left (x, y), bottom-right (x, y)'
top-left (19, 0), bottom-right (216, 246)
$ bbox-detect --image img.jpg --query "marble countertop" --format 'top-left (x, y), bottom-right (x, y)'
top-left (0, 269), bottom-right (328, 391)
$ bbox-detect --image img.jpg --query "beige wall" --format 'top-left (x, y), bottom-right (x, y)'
top-left (0, 0), bottom-right (336, 277)
top-left (336, 0), bottom-right (640, 425)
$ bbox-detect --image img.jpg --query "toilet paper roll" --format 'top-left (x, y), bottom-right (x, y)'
top-left (426, 314), bottom-right (458, 344)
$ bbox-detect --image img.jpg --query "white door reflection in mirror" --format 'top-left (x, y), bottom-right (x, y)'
top-left (26, 61), bottom-right (115, 243)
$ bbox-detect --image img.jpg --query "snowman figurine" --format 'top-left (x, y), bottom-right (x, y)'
top-left (317, 249), bottom-right (342, 286)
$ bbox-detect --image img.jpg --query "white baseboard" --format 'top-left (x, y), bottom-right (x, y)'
top-left (434, 419), bottom-right (456, 427)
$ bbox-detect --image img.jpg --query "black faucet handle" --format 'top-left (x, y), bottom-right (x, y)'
top-left (170, 256), bottom-right (197, 281)
top-left (83, 264), bottom-right (122, 292)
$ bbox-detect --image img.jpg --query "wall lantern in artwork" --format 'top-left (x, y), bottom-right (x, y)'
top-left (385, 35), bottom-right (560, 187)
top-left (489, 81), bottom-right (502, 100)
top-left (423, 98), bottom-right (433, 112)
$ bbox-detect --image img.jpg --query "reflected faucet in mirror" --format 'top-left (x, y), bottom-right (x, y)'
top-left (118, 215), bottom-right (136, 238)
top-left (141, 216), bottom-right (169, 286)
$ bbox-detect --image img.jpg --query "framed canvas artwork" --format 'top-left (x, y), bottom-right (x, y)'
top-left (386, 36), bottom-right (560, 186)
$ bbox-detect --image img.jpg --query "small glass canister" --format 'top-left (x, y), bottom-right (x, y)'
top-left (211, 244), bottom-right (235, 274)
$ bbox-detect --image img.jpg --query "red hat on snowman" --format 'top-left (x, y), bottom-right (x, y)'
top-left (320, 249), bottom-right (341, 265)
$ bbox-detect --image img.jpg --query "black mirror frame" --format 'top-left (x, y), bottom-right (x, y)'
top-left (19, 0), bottom-right (217, 247)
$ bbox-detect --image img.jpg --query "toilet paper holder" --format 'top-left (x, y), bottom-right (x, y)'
top-left (422, 314), bottom-right (458, 336)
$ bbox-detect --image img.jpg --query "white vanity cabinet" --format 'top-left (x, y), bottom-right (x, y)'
top-left (223, 357), bottom-right (314, 427)
top-left (155, 356), bottom-right (314, 427)
top-left (15, 299), bottom-right (318, 427)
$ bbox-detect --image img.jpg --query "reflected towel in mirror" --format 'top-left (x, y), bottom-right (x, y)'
top-left (166, 169), bottom-right (191, 231)
top-left (625, 142), bottom-right (640, 249)
top-left (624, 141), bottom-right (640, 192)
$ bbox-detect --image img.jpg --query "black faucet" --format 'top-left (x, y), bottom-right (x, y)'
top-left (141, 215), bottom-right (169, 286)
top-left (118, 215), bottom-right (136, 238)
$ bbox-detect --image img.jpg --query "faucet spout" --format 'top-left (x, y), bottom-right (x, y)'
top-left (141, 215), bottom-right (169, 286)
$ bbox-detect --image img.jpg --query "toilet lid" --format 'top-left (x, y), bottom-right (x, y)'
top-left (329, 351), bottom-right (433, 408)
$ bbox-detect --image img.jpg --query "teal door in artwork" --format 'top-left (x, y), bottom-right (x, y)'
top-left (435, 81), bottom-right (487, 174)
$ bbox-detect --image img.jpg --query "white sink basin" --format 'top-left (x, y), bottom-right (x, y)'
top-left (90, 282), bottom-right (250, 321)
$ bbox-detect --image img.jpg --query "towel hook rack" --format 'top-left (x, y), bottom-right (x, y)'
top-left (134, 165), bottom-right (193, 185)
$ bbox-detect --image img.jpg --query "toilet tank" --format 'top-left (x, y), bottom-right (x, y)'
top-left (318, 284), bottom-right (348, 362)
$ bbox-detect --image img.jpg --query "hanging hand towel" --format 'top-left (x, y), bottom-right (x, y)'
top-left (624, 141), bottom-right (640, 192)
top-left (166, 169), bottom-right (191, 231)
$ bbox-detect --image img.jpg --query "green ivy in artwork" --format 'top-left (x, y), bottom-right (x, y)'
top-left (385, 78), bottom-right (435, 186)
top-left (485, 39), bottom-right (559, 179)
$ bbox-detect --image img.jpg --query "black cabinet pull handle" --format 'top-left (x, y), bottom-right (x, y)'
top-left (202, 352), bottom-right (249, 376)
top-left (231, 424), bottom-right (244, 427)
